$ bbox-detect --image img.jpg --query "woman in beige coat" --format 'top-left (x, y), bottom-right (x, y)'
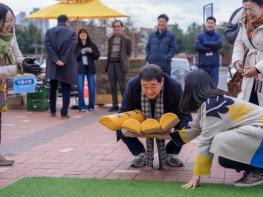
top-left (232, 0), bottom-right (263, 106)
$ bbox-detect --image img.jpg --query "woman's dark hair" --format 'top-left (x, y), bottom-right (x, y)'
top-left (77, 28), bottom-right (92, 46)
top-left (139, 64), bottom-right (163, 83)
top-left (242, 0), bottom-right (263, 6)
top-left (180, 69), bottom-right (226, 112)
top-left (0, 3), bottom-right (15, 31)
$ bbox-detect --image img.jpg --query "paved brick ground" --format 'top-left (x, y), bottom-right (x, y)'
top-left (0, 104), bottom-right (241, 188)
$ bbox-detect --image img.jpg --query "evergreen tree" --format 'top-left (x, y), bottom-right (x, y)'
top-left (15, 23), bottom-right (43, 55)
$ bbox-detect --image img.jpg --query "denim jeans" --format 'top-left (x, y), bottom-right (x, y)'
top-left (199, 66), bottom-right (219, 87)
top-left (77, 73), bottom-right (95, 110)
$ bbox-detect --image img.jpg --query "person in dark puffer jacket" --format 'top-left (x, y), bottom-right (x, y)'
top-left (146, 14), bottom-right (176, 75)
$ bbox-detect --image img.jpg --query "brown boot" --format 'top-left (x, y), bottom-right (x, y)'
top-left (0, 154), bottom-right (14, 166)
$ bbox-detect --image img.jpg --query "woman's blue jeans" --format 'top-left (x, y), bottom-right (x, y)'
top-left (77, 73), bottom-right (95, 110)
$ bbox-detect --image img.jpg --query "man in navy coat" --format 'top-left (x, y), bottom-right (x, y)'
top-left (195, 16), bottom-right (223, 87)
top-left (45, 15), bottom-right (77, 118)
top-left (146, 14), bottom-right (176, 75)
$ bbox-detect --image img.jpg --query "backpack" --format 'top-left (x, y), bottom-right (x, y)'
top-left (224, 7), bottom-right (244, 45)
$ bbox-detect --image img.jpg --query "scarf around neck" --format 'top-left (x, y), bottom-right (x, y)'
top-left (0, 31), bottom-right (15, 65)
top-left (141, 88), bottom-right (164, 120)
top-left (245, 15), bottom-right (263, 39)
top-left (141, 88), bottom-right (167, 169)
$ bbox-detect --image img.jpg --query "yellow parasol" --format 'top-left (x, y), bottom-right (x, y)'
top-left (26, 0), bottom-right (127, 20)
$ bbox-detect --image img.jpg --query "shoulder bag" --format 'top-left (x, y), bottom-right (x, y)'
top-left (227, 49), bottom-right (249, 97)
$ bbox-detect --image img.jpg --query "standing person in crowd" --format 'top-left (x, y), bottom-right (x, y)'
top-left (170, 69), bottom-right (263, 188)
top-left (119, 64), bottom-right (192, 168)
top-left (76, 29), bottom-right (100, 112)
top-left (232, 0), bottom-right (263, 106)
top-left (146, 14), bottom-right (176, 75)
top-left (106, 20), bottom-right (132, 112)
top-left (195, 16), bottom-right (223, 87)
top-left (45, 15), bottom-right (77, 119)
top-left (0, 3), bottom-right (42, 166)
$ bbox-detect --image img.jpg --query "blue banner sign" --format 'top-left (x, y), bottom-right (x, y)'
top-left (13, 76), bottom-right (36, 94)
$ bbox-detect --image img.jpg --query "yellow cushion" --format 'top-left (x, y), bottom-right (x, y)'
top-left (141, 119), bottom-right (161, 134)
top-left (160, 113), bottom-right (180, 131)
top-left (99, 110), bottom-right (144, 131)
top-left (122, 119), bottom-right (142, 135)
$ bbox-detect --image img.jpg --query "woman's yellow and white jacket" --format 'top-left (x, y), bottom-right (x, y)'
top-left (170, 95), bottom-right (263, 176)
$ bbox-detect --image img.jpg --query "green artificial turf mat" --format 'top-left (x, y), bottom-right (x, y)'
top-left (0, 177), bottom-right (262, 197)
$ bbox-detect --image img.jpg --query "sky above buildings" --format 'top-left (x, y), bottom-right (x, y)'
top-left (1, 0), bottom-right (242, 31)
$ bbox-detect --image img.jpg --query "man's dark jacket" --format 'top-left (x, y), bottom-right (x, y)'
top-left (117, 74), bottom-right (192, 140)
top-left (45, 23), bottom-right (77, 85)
top-left (146, 30), bottom-right (176, 74)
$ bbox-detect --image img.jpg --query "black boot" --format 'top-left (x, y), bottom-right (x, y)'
top-left (108, 106), bottom-right (119, 112)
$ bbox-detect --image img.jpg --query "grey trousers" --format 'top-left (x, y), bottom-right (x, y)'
top-left (107, 63), bottom-right (126, 106)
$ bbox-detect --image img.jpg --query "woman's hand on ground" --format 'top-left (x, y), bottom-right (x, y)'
top-left (182, 176), bottom-right (200, 189)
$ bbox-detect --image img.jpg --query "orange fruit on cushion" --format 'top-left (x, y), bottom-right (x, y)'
top-left (99, 110), bottom-right (144, 131)
top-left (160, 113), bottom-right (180, 131)
top-left (141, 119), bottom-right (161, 134)
top-left (122, 119), bottom-right (142, 135)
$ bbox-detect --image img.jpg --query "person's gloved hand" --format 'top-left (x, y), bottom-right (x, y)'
top-left (85, 47), bottom-right (92, 53)
top-left (81, 47), bottom-right (92, 54)
top-left (22, 58), bottom-right (43, 75)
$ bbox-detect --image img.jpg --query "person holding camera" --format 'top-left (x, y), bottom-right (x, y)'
top-left (0, 3), bottom-right (42, 166)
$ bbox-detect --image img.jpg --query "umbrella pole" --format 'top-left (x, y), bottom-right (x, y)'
top-left (77, 17), bottom-right (80, 32)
